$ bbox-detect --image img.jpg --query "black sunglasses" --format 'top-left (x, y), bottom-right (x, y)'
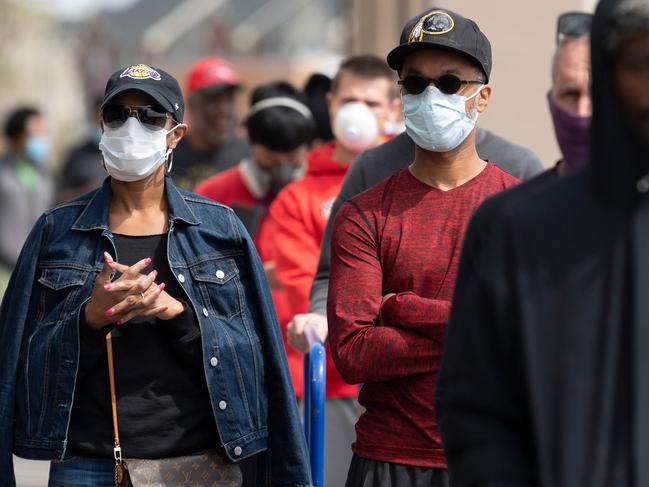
top-left (556, 12), bottom-right (593, 45)
top-left (102, 104), bottom-right (172, 130)
top-left (398, 73), bottom-right (483, 96)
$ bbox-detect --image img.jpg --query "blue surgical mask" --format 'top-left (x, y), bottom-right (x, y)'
top-left (402, 85), bottom-right (482, 152)
top-left (25, 135), bottom-right (52, 166)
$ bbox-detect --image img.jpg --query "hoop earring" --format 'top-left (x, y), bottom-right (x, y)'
top-left (165, 151), bottom-right (174, 174)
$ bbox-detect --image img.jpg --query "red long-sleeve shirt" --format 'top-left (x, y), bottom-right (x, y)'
top-left (328, 163), bottom-right (520, 468)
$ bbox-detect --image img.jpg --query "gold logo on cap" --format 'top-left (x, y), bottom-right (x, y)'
top-left (408, 11), bottom-right (455, 42)
top-left (120, 64), bottom-right (162, 81)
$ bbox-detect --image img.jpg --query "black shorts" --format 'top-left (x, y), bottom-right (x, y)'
top-left (345, 455), bottom-right (449, 487)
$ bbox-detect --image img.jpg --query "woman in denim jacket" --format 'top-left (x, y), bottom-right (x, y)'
top-left (0, 64), bottom-right (311, 486)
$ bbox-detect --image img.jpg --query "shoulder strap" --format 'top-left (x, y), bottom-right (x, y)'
top-left (106, 332), bottom-right (122, 464)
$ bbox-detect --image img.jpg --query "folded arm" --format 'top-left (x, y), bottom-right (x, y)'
top-left (380, 292), bottom-right (450, 340)
top-left (327, 201), bottom-right (435, 385)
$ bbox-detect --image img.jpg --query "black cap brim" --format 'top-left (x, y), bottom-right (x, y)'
top-left (102, 82), bottom-right (177, 117)
top-left (387, 42), bottom-right (490, 82)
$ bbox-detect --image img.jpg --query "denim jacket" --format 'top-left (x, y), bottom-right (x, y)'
top-left (0, 176), bottom-right (312, 486)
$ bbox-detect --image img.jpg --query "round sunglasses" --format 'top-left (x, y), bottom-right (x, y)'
top-left (102, 104), bottom-right (172, 131)
top-left (398, 73), bottom-right (483, 96)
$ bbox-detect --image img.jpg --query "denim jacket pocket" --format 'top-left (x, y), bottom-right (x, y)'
top-left (36, 265), bottom-right (91, 325)
top-left (190, 257), bottom-right (242, 320)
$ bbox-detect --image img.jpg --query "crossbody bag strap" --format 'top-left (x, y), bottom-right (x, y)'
top-left (106, 332), bottom-right (122, 464)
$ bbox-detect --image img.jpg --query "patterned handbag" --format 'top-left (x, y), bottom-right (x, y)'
top-left (105, 332), bottom-right (242, 487)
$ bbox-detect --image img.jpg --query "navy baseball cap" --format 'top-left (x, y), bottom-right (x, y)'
top-left (387, 8), bottom-right (492, 82)
top-left (101, 64), bottom-right (185, 122)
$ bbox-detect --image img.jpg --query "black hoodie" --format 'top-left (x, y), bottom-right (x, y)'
top-left (436, 1), bottom-right (649, 486)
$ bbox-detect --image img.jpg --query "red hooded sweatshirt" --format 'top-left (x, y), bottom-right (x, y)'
top-left (269, 142), bottom-right (358, 399)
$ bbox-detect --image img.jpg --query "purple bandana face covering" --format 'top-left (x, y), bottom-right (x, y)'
top-left (547, 91), bottom-right (591, 170)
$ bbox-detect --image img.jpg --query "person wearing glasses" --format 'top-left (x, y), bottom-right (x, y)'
top-left (436, 0), bottom-right (649, 485)
top-left (549, 12), bottom-right (593, 173)
top-left (0, 64), bottom-right (310, 486)
top-left (326, 9), bottom-right (520, 487)
top-left (289, 16), bottom-right (545, 426)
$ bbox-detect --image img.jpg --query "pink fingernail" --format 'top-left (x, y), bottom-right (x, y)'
top-left (153, 270), bottom-right (158, 278)
top-left (161, 306), bottom-right (168, 312)
top-left (145, 257), bottom-right (152, 265)
top-left (103, 252), bottom-right (113, 263)
top-left (104, 284), bottom-right (112, 291)
top-left (159, 283), bottom-right (166, 291)
top-left (105, 309), bottom-right (114, 316)
top-left (117, 319), bottom-right (124, 325)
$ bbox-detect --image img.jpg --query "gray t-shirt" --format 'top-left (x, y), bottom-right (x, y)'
top-left (308, 129), bottom-right (544, 314)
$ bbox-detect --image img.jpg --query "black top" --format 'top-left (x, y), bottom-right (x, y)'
top-left (58, 138), bottom-right (105, 193)
top-left (435, 157), bottom-right (638, 485)
top-left (172, 136), bottom-right (250, 190)
top-left (67, 233), bottom-right (219, 458)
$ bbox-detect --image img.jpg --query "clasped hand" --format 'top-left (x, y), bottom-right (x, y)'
top-left (84, 252), bottom-right (184, 329)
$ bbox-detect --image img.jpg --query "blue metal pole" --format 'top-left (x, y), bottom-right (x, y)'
top-left (303, 353), bottom-right (311, 444)
top-left (308, 342), bottom-right (326, 487)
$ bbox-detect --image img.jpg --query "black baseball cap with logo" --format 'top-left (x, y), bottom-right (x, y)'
top-left (101, 64), bottom-right (185, 122)
top-left (387, 8), bottom-right (492, 82)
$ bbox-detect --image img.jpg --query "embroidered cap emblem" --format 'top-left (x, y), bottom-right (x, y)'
top-left (408, 11), bottom-right (455, 42)
top-left (120, 64), bottom-right (162, 81)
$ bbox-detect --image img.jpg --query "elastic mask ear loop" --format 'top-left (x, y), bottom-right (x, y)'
top-left (465, 84), bottom-right (484, 123)
top-left (165, 123), bottom-right (181, 174)
top-left (165, 150), bottom-right (173, 173)
top-left (167, 123), bottom-right (181, 134)
top-left (99, 125), bottom-right (107, 172)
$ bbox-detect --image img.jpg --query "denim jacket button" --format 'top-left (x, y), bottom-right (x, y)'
top-left (177, 273), bottom-right (185, 283)
top-left (202, 307), bottom-right (209, 317)
top-left (215, 270), bottom-right (225, 279)
top-left (234, 446), bottom-right (242, 456)
top-left (210, 356), bottom-right (218, 367)
top-left (219, 400), bottom-right (227, 410)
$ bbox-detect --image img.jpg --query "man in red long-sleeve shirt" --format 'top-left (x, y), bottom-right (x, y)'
top-left (327, 8), bottom-right (520, 487)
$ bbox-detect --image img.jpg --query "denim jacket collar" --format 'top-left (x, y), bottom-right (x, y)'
top-left (71, 175), bottom-right (200, 232)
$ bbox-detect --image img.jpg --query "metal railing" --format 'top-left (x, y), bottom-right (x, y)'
top-left (303, 326), bottom-right (326, 487)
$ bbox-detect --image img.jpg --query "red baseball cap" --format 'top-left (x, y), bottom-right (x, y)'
top-left (186, 57), bottom-right (241, 95)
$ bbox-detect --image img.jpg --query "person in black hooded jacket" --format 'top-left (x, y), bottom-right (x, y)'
top-left (436, 0), bottom-right (649, 486)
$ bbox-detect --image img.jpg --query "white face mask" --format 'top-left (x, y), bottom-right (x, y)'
top-left (402, 84), bottom-right (483, 153)
top-left (332, 102), bottom-right (380, 153)
top-left (99, 117), bottom-right (179, 182)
